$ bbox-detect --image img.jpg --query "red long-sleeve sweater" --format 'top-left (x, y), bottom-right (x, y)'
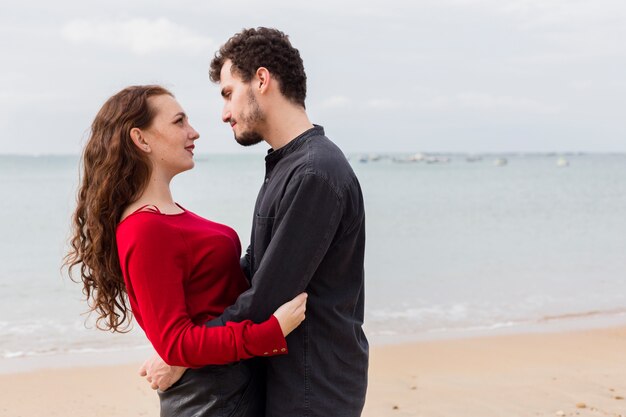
top-left (115, 206), bottom-right (287, 367)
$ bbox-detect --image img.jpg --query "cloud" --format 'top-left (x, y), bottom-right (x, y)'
top-left (61, 17), bottom-right (213, 55)
top-left (425, 92), bottom-right (559, 114)
top-left (0, 91), bottom-right (65, 107)
top-left (319, 96), bottom-right (404, 111)
top-left (438, 0), bottom-right (626, 30)
top-left (320, 95), bottom-right (352, 109)
top-left (365, 98), bottom-right (402, 109)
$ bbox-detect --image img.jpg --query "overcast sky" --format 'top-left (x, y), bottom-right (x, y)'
top-left (1, 0), bottom-right (625, 154)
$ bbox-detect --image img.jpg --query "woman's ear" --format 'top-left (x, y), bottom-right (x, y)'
top-left (130, 128), bottom-right (151, 153)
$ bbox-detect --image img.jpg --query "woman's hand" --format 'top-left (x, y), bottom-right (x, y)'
top-left (273, 292), bottom-right (308, 337)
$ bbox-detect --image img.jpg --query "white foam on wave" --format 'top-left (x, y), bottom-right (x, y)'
top-left (0, 318), bottom-right (81, 336)
top-left (0, 316), bottom-right (148, 361)
top-left (4, 351), bottom-right (27, 359)
top-left (426, 321), bottom-right (519, 334)
top-left (2, 343), bottom-right (151, 359)
top-left (366, 302), bottom-right (626, 341)
top-left (370, 303), bottom-right (471, 321)
top-left (66, 344), bottom-right (151, 355)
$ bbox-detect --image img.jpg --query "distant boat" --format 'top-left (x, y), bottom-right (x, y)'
top-left (494, 158), bottom-right (507, 167)
top-left (412, 152), bottom-right (426, 162)
top-left (466, 155), bottom-right (482, 162)
top-left (392, 157), bottom-right (415, 163)
top-left (391, 153), bottom-right (451, 164)
top-left (356, 153), bottom-right (383, 163)
top-left (556, 157), bottom-right (569, 167)
top-left (425, 156), bottom-right (450, 164)
top-left (392, 152), bottom-right (425, 163)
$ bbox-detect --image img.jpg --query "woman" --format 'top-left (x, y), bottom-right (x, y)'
top-left (65, 85), bottom-right (307, 417)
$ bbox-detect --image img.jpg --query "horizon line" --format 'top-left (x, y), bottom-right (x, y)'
top-left (1, 151), bottom-right (626, 157)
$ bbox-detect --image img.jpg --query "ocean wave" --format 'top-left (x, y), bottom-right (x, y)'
top-left (366, 303), bottom-right (626, 335)
top-left (0, 317), bottom-right (148, 360)
top-left (2, 343), bottom-right (151, 359)
top-left (539, 308), bottom-right (626, 322)
top-left (4, 307), bottom-right (626, 360)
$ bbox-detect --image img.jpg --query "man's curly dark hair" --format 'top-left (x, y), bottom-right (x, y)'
top-left (209, 27), bottom-right (307, 108)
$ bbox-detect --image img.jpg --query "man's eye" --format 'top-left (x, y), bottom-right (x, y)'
top-left (176, 118), bottom-right (184, 124)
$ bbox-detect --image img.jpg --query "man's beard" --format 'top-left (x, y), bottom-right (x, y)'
top-left (234, 89), bottom-right (265, 147)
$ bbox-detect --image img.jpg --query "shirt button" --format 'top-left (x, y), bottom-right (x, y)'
top-left (264, 177), bottom-right (269, 183)
top-left (272, 349), bottom-right (278, 353)
top-left (280, 348), bottom-right (286, 352)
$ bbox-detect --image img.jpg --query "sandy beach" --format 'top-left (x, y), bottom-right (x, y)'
top-left (1, 326), bottom-right (625, 417)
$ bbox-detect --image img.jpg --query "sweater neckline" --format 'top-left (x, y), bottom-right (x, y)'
top-left (118, 203), bottom-right (188, 226)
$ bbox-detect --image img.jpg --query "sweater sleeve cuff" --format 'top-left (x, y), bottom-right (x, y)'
top-left (258, 315), bottom-right (288, 357)
top-left (227, 315), bottom-right (288, 356)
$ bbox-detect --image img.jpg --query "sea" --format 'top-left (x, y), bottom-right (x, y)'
top-left (1, 153), bottom-right (626, 372)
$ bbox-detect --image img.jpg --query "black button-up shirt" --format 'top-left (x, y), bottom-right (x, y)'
top-left (215, 125), bottom-right (368, 417)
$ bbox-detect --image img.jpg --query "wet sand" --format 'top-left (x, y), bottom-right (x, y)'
top-left (1, 326), bottom-right (625, 417)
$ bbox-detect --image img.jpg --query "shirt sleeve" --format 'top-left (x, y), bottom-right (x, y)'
top-left (240, 245), bottom-right (252, 281)
top-left (220, 172), bottom-right (343, 324)
top-left (121, 217), bottom-right (287, 368)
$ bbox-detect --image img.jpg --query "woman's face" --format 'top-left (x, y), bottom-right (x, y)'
top-left (143, 94), bottom-right (200, 177)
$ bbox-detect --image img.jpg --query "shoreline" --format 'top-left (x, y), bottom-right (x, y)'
top-left (1, 325), bottom-right (625, 416)
top-left (3, 312), bottom-right (626, 375)
top-left (368, 309), bottom-right (626, 345)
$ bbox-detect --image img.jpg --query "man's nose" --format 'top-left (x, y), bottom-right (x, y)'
top-left (222, 106), bottom-right (231, 123)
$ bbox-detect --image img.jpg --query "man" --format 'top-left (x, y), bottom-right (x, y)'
top-left (143, 27), bottom-right (368, 417)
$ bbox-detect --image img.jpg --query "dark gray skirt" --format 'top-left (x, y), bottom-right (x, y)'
top-left (158, 359), bottom-right (264, 417)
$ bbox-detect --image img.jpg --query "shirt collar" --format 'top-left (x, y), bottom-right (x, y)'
top-left (265, 125), bottom-right (324, 165)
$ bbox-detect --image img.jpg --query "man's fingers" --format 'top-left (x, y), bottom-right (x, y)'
top-left (150, 381), bottom-right (159, 390)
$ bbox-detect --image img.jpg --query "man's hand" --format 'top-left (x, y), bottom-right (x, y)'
top-left (138, 352), bottom-right (187, 391)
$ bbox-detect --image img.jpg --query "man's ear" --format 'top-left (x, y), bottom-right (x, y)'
top-left (256, 67), bottom-right (271, 93)
top-left (130, 128), bottom-right (151, 153)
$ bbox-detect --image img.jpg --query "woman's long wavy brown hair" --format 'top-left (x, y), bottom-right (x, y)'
top-left (64, 85), bottom-right (172, 332)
